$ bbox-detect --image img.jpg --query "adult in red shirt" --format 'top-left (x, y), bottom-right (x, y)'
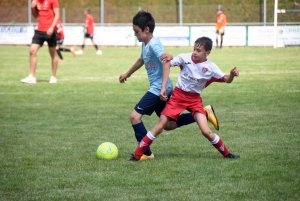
top-left (75, 8), bottom-right (102, 55)
top-left (215, 7), bottom-right (227, 49)
top-left (21, 0), bottom-right (60, 84)
top-left (55, 19), bottom-right (76, 61)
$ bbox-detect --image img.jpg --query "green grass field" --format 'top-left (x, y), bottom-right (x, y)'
top-left (0, 45), bottom-right (299, 201)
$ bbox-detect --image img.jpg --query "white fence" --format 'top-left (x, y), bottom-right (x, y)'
top-left (0, 25), bottom-right (299, 47)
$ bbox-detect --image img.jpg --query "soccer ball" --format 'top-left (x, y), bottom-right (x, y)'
top-left (96, 142), bottom-right (118, 160)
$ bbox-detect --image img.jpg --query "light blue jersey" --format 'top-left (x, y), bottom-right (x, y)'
top-left (140, 38), bottom-right (173, 96)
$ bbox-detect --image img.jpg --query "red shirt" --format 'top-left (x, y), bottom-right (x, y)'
top-left (85, 14), bottom-right (94, 34)
top-left (36, 0), bottom-right (59, 31)
top-left (55, 20), bottom-right (64, 39)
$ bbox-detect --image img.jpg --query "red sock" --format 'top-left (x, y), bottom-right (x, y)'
top-left (134, 135), bottom-right (153, 160)
top-left (212, 137), bottom-right (230, 157)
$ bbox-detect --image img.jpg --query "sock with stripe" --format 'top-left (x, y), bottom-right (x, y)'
top-left (134, 131), bottom-right (155, 160)
top-left (210, 134), bottom-right (230, 157)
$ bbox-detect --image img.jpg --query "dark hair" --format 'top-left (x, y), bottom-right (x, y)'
top-left (194, 37), bottom-right (213, 51)
top-left (85, 8), bottom-right (91, 14)
top-left (132, 10), bottom-right (155, 33)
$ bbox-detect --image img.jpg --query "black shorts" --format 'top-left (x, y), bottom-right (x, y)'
top-left (84, 33), bottom-right (94, 39)
top-left (216, 30), bottom-right (225, 36)
top-left (32, 30), bottom-right (57, 47)
top-left (57, 38), bottom-right (64, 45)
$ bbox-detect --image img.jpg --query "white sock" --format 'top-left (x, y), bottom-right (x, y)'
top-left (210, 133), bottom-right (220, 145)
top-left (146, 131), bottom-right (156, 141)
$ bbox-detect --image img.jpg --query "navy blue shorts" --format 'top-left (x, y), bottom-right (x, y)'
top-left (134, 91), bottom-right (169, 117)
top-left (32, 30), bottom-right (57, 47)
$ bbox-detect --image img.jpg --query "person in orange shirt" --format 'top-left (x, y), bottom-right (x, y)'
top-left (215, 7), bottom-right (227, 49)
top-left (75, 8), bottom-right (102, 55)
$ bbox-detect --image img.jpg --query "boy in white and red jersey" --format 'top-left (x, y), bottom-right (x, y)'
top-left (55, 19), bottom-right (76, 61)
top-left (75, 8), bottom-right (102, 55)
top-left (21, 0), bottom-right (60, 84)
top-left (129, 36), bottom-right (240, 161)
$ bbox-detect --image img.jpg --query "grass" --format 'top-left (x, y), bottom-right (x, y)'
top-left (0, 45), bottom-right (300, 201)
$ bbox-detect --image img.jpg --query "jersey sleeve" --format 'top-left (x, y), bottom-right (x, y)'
top-left (151, 43), bottom-right (165, 62)
top-left (170, 54), bottom-right (185, 67)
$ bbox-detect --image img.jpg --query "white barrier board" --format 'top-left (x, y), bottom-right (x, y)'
top-left (0, 25), bottom-right (299, 47)
top-left (190, 26), bottom-right (246, 46)
top-left (0, 26), bottom-right (34, 44)
top-left (248, 26), bottom-right (300, 46)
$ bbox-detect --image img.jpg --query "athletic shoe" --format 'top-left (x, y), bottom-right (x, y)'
top-left (96, 50), bottom-right (102, 55)
top-left (225, 153), bottom-right (240, 159)
top-left (140, 153), bottom-right (155, 160)
top-left (49, 76), bottom-right (57, 84)
top-left (204, 105), bottom-right (219, 130)
top-left (128, 154), bottom-right (138, 161)
top-left (75, 50), bottom-right (83, 55)
top-left (21, 74), bottom-right (36, 84)
top-left (70, 47), bottom-right (76, 57)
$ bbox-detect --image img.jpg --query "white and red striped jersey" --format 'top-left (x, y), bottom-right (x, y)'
top-left (170, 53), bottom-right (226, 94)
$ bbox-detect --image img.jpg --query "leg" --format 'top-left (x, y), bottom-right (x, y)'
top-left (92, 38), bottom-right (102, 55)
top-left (164, 105), bottom-right (219, 131)
top-left (194, 112), bottom-right (239, 158)
top-left (220, 34), bottom-right (224, 48)
top-left (56, 44), bottom-right (63, 60)
top-left (130, 110), bottom-right (152, 156)
top-left (133, 115), bottom-right (170, 160)
top-left (49, 47), bottom-right (58, 77)
top-left (216, 33), bottom-right (219, 48)
top-left (29, 44), bottom-right (40, 77)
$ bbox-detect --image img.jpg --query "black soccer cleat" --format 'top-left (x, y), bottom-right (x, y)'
top-left (128, 154), bottom-right (139, 161)
top-left (224, 153), bottom-right (240, 159)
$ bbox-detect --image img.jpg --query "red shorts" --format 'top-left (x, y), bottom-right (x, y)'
top-left (161, 87), bottom-right (206, 121)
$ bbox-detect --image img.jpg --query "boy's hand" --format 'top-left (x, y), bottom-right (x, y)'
top-left (119, 73), bottom-right (129, 84)
top-left (159, 87), bottom-right (168, 101)
top-left (160, 53), bottom-right (173, 61)
top-left (230, 67), bottom-right (239, 76)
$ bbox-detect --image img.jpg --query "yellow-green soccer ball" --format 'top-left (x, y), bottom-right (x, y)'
top-left (96, 142), bottom-right (118, 160)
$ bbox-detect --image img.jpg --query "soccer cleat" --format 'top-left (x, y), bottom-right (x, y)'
top-left (75, 49), bottom-right (83, 55)
top-left (128, 154), bottom-right (138, 161)
top-left (96, 50), bottom-right (102, 55)
top-left (21, 74), bottom-right (36, 84)
top-left (70, 47), bottom-right (76, 57)
top-left (140, 153), bottom-right (155, 160)
top-left (224, 153), bottom-right (240, 159)
top-left (204, 105), bottom-right (219, 130)
top-left (49, 76), bottom-right (57, 84)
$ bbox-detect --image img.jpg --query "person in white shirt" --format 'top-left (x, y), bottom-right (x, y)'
top-left (129, 36), bottom-right (240, 161)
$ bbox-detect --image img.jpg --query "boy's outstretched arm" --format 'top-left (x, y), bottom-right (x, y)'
top-left (160, 59), bottom-right (171, 101)
top-left (119, 58), bottom-right (144, 83)
top-left (223, 66), bottom-right (239, 83)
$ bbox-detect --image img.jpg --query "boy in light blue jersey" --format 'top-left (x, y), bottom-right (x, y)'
top-left (119, 10), bottom-right (218, 160)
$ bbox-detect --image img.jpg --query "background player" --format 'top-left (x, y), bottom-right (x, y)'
top-left (215, 6), bottom-right (227, 49)
top-left (55, 19), bottom-right (76, 61)
top-left (129, 37), bottom-right (240, 161)
top-left (21, 0), bottom-right (59, 84)
top-left (75, 8), bottom-right (102, 55)
top-left (119, 11), bottom-right (219, 161)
